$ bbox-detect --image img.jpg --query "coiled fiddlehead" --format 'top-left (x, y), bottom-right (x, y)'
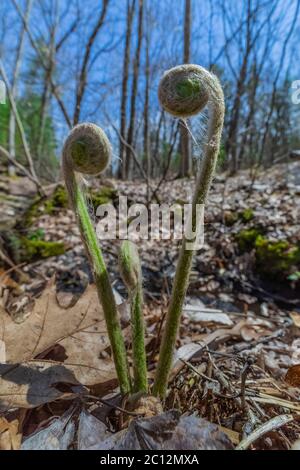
top-left (153, 65), bottom-right (225, 399)
top-left (62, 122), bottom-right (131, 394)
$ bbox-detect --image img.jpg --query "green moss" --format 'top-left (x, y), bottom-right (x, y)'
top-left (236, 227), bottom-right (300, 281)
top-left (235, 228), bottom-right (264, 252)
top-left (176, 78), bottom-right (201, 99)
top-left (239, 208), bottom-right (254, 223)
top-left (6, 230), bottom-right (65, 263)
top-left (88, 186), bottom-right (117, 211)
top-left (23, 185), bottom-right (68, 226)
top-left (22, 239), bottom-right (65, 260)
top-left (44, 185), bottom-right (68, 214)
top-left (255, 237), bottom-right (300, 279)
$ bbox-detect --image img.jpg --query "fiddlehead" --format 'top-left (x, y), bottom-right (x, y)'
top-left (62, 122), bottom-right (131, 394)
top-left (119, 240), bottom-right (147, 393)
top-left (153, 65), bottom-right (225, 399)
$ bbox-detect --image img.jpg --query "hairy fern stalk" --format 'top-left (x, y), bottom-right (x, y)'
top-left (62, 64), bottom-right (224, 402)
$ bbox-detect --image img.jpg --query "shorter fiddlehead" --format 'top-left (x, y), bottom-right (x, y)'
top-left (62, 122), bottom-right (131, 395)
top-left (119, 240), bottom-right (147, 393)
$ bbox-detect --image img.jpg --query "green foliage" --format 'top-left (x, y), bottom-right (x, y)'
top-left (255, 237), bottom-right (300, 279)
top-left (22, 239), bottom-right (65, 260)
top-left (26, 228), bottom-right (45, 241)
top-left (217, 144), bottom-right (226, 168)
top-left (24, 185), bottom-right (68, 225)
top-left (0, 102), bottom-right (10, 147)
top-left (225, 209), bottom-right (254, 227)
top-left (18, 93), bottom-right (58, 179)
top-left (88, 186), bottom-right (117, 210)
top-left (235, 227), bottom-right (264, 252)
top-left (0, 92), bottom-right (58, 179)
top-left (7, 229), bottom-right (65, 263)
top-left (44, 185), bottom-right (69, 214)
top-left (236, 228), bottom-right (300, 280)
top-left (239, 208), bottom-right (254, 223)
top-left (288, 271), bottom-right (300, 282)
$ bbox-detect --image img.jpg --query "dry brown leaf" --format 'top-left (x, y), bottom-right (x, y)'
top-left (240, 318), bottom-right (273, 342)
top-left (183, 305), bottom-right (233, 326)
top-left (0, 417), bottom-right (22, 450)
top-left (290, 312), bottom-right (300, 328)
top-left (218, 425), bottom-right (240, 445)
top-left (0, 360), bottom-right (92, 410)
top-left (285, 364), bottom-right (300, 388)
top-left (0, 280), bottom-right (121, 387)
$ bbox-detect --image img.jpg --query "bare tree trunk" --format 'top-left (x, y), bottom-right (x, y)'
top-left (8, 0), bottom-right (33, 177)
top-left (119, 0), bottom-right (136, 179)
top-left (225, 0), bottom-right (252, 174)
top-left (179, 0), bottom-right (191, 177)
top-left (258, 0), bottom-right (300, 165)
top-left (0, 59), bottom-right (43, 194)
top-left (125, 0), bottom-right (144, 179)
top-left (12, 0), bottom-right (72, 128)
top-left (37, 0), bottom-right (59, 171)
top-left (73, 0), bottom-right (110, 125)
top-left (143, 10), bottom-right (151, 200)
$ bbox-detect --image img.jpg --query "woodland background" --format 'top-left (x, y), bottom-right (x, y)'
top-left (0, 0), bottom-right (299, 184)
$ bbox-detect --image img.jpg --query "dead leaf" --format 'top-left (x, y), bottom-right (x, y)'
top-left (78, 409), bottom-right (123, 450)
top-left (183, 307), bottom-right (233, 326)
top-left (0, 280), bottom-right (123, 387)
top-left (0, 360), bottom-right (84, 410)
top-left (218, 426), bottom-right (240, 445)
top-left (285, 364), bottom-right (300, 387)
top-left (240, 317), bottom-right (273, 342)
top-left (116, 410), bottom-right (233, 450)
top-left (21, 406), bottom-right (76, 450)
top-left (171, 321), bottom-right (244, 380)
top-left (0, 417), bottom-right (22, 450)
top-left (290, 312), bottom-right (300, 328)
top-left (0, 340), bottom-right (5, 362)
top-left (78, 410), bottom-right (233, 450)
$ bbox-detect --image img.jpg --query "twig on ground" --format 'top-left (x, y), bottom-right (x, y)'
top-left (236, 414), bottom-right (294, 450)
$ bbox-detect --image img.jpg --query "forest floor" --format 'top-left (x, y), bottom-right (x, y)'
top-left (0, 161), bottom-right (300, 450)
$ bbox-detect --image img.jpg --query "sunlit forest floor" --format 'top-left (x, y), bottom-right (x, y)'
top-left (0, 161), bottom-right (300, 449)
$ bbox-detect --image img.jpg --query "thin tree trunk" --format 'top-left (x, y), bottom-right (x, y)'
top-left (73, 0), bottom-right (110, 125)
top-left (8, 0), bottom-right (33, 177)
top-left (37, 0), bottom-right (59, 168)
top-left (179, 0), bottom-right (191, 177)
top-left (125, 0), bottom-right (144, 179)
top-left (12, 0), bottom-right (72, 128)
top-left (225, 0), bottom-right (252, 174)
top-left (143, 13), bottom-right (150, 200)
top-left (119, 0), bottom-right (136, 179)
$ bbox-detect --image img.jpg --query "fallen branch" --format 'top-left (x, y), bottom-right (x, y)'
top-left (236, 414), bottom-right (294, 450)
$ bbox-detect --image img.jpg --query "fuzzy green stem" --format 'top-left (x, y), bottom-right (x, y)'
top-left (130, 284), bottom-right (147, 392)
top-left (119, 241), bottom-right (147, 393)
top-left (153, 66), bottom-right (225, 399)
top-left (62, 124), bottom-right (131, 395)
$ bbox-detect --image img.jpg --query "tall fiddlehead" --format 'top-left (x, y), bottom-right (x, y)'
top-left (153, 65), bottom-right (225, 399)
